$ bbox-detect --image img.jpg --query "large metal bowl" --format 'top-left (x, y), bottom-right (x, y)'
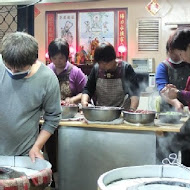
top-left (158, 112), bottom-right (182, 123)
top-left (82, 106), bottom-right (123, 122)
top-left (123, 110), bottom-right (156, 124)
top-left (61, 105), bottom-right (78, 119)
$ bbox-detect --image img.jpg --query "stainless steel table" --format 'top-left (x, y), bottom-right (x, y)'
top-left (57, 119), bottom-right (186, 190)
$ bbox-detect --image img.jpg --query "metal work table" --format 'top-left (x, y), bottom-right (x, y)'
top-left (55, 118), bottom-right (187, 190)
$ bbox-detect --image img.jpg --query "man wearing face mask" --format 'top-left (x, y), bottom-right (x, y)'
top-left (156, 33), bottom-right (190, 112)
top-left (0, 32), bottom-right (62, 162)
top-left (5, 65), bottom-right (32, 79)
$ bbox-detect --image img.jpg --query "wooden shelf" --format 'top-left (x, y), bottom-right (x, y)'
top-left (40, 116), bottom-right (188, 132)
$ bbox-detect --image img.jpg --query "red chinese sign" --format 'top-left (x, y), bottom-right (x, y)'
top-left (145, 0), bottom-right (161, 15)
top-left (47, 13), bottom-right (55, 52)
top-left (118, 11), bottom-right (127, 59)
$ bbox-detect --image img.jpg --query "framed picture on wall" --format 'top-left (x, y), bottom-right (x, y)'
top-left (78, 11), bottom-right (115, 59)
top-left (56, 12), bottom-right (77, 60)
top-left (46, 8), bottom-right (128, 63)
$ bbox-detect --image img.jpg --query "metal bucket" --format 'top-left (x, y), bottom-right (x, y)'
top-left (98, 165), bottom-right (190, 190)
top-left (0, 156), bottom-right (52, 190)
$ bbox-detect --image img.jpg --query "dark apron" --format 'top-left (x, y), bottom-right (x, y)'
top-left (96, 78), bottom-right (124, 106)
top-left (96, 77), bottom-right (130, 110)
top-left (57, 63), bottom-right (73, 100)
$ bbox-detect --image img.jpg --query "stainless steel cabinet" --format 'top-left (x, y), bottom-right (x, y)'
top-left (58, 127), bottom-right (156, 190)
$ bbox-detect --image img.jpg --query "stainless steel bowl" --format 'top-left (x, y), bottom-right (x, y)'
top-left (82, 106), bottom-right (123, 122)
top-left (158, 112), bottom-right (182, 123)
top-left (123, 110), bottom-right (156, 124)
top-left (61, 105), bottom-right (78, 119)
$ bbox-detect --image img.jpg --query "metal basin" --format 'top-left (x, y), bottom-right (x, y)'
top-left (82, 106), bottom-right (123, 122)
top-left (123, 110), bottom-right (156, 124)
top-left (158, 112), bottom-right (182, 123)
top-left (61, 105), bottom-right (78, 119)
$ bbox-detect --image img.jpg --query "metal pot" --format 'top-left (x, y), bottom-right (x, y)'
top-left (61, 105), bottom-right (78, 119)
top-left (82, 106), bottom-right (123, 122)
top-left (123, 110), bottom-right (156, 124)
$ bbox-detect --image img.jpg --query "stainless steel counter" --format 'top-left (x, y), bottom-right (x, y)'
top-left (41, 117), bottom-right (187, 190)
top-left (58, 126), bottom-right (156, 190)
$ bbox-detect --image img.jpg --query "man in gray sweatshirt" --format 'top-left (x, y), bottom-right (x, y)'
top-left (0, 31), bottom-right (62, 162)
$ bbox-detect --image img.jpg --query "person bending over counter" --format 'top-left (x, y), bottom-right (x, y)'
top-left (161, 28), bottom-right (190, 115)
top-left (48, 38), bottom-right (87, 104)
top-left (81, 42), bottom-right (140, 111)
top-left (155, 33), bottom-right (190, 113)
top-left (157, 28), bottom-right (190, 167)
top-left (46, 38), bottom-right (87, 187)
top-left (0, 32), bottom-right (61, 162)
top-left (157, 28), bottom-right (190, 111)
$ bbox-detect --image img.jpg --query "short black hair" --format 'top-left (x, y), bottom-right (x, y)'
top-left (171, 28), bottom-right (190, 51)
top-left (48, 38), bottom-right (69, 61)
top-left (1, 31), bottom-right (38, 68)
top-left (166, 35), bottom-right (173, 53)
top-left (94, 42), bottom-right (116, 63)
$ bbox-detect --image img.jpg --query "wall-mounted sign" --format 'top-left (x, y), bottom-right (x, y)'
top-left (145, 0), bottom-right (161, 15)
top-left (46, 8), bottom-right (128, 62)
top-left (46, 13), bottom-right (55, 51)
top-left (78, 11), bottom-right (115, 59)
top-left (118, 10), bottom-right (127, 60)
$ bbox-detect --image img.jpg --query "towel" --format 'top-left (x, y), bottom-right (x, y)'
top-left (29, 168), bottom-right (52, 186)
top-left (0, 176), bottom-right (29, 190)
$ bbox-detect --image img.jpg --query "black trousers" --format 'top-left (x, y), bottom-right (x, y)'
top-left (45, 129), bottom-right (58, 173)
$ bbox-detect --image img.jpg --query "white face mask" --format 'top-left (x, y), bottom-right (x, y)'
top-left (168, 58), bottom-right (182, 65)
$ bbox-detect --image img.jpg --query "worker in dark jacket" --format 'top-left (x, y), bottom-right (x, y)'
top-left (81, 42), bottom-right (140, 111)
